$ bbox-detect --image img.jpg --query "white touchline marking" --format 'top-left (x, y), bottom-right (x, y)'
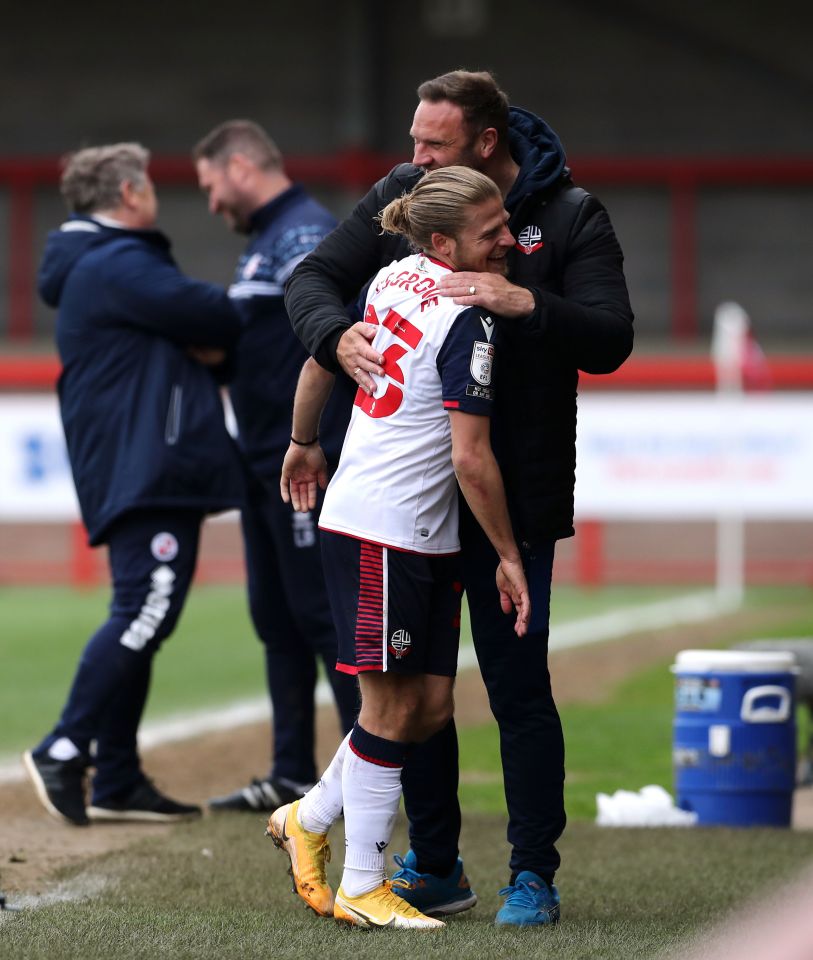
top-left (0, 872), bottom-right (108, 914)
top-left (0, 590), bottom-right (739, 784)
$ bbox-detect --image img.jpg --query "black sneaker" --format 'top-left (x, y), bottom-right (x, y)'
top-left (208, 777), bottom-right (309, 812)
top-left (23, 750), bottom-right (89, 827)
top-left (87, 778), bottom-right (202, 823)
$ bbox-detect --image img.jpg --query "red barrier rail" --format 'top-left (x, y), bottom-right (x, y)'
top-left (0, 356), bottom-right (60, 388)
top-left (4, 353), bottom-right (813, 392)
top-left (3, 152), bottom-right (813, 344)
top-left (580, 355), bottom-right (813, 390)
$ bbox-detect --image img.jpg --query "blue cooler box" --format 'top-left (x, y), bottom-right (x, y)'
top-left (672, 649), bottom-right (797, 827)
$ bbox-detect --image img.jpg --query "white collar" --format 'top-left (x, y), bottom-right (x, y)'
top-left (91, 213), bottom-right (129, 229)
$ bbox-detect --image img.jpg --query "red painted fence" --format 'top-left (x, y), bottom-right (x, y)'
top-left (3, 151), bottom-right (813, 343)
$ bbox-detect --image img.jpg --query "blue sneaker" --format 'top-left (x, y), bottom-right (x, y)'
top-left (495, 871), bottom-right (560, 926)
top-left (391, 850), bottom-right (478, 916)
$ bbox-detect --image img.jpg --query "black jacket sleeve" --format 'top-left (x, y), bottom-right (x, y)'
top-left (517, 192), bottom-right (634, 374)
top-left (285, 164), bottom-right (422, 372)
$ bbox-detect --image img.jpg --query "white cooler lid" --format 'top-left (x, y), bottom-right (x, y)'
top-left (673, 649), bottom-right (797, 673)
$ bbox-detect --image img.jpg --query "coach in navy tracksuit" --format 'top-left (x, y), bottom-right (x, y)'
top-left (194, 121), bottom-right (358, 812)
top-left (24, 142), bottom-right (244, 827)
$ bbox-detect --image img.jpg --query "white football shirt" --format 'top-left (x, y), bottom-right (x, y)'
top-left (319, 253), bottom-right (496, 554)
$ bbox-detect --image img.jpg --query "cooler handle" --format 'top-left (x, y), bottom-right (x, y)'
top-left (740, 685), bottom-right (791, 723)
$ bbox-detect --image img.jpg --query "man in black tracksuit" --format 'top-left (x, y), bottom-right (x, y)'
top-left (24, 143), bottom-right (244, 826)
top-left (284, 71), bottom-right (634, 925)
top-left (193, 121), bottom-right (358, 813)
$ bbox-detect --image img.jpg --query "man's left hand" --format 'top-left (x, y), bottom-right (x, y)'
top-left (437, 272), bottom-right (535, 319)
top-left (495, 557), bottom-right (531, 638)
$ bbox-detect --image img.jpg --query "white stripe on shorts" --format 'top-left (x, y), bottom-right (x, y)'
top-left (381, 547), bottom-right (389, 672)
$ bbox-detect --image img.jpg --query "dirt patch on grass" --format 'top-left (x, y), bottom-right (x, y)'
top-left (2, 600), bottom-right (811, 900)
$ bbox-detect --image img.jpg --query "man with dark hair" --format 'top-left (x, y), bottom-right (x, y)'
top-left (417, 70), bottom-right (510, 142)
top-left (194, 119), bottom-right (284, 176)
top-left (193, 121), bottom-right (358, 813)
top-left (285, 69), bottom-right (634, 926)
top-left (24, 143), bottom-right (244, 826)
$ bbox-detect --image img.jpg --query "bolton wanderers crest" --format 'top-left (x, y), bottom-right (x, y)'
top-left (389, 629), bottom-right (412, 659)
top-left (516, 225), bottom-right (544, 255)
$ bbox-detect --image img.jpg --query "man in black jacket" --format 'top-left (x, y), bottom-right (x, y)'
top-left (285, 70), bottom-right (634, 926)
top-left (24, 143), bottom-right (244, 827)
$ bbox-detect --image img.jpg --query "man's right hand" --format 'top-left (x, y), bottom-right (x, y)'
top-left (280, 443), bottom-right (328, 512)
top-left (187, 346), bottom-right (227, 366)
top-left (337, 322), bottom-right (384, 395)
top-left (496, 558), bottom-right (531, 637)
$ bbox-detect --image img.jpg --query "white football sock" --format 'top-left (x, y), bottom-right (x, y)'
top-left (48, 737), bottom-right (80, 761)
top-left (340, 747), bottom-right (402, 897)
top-left (297, 731), bottom-right (351, 834)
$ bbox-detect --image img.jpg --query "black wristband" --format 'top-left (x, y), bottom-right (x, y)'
top-left (290, 435), bottom-right (319, 446)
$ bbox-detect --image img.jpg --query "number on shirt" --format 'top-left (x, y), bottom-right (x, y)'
top-left (354, 305), bottom-right (423, 419)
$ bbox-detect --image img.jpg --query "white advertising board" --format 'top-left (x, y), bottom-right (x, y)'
top-left (0, 395), bottom-right (79, 520)
top-left (2, 393), bottom-right (813, 523)
top-left (574, 393), bottom-right (813, 519)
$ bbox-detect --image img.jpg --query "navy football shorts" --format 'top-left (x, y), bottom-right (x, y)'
top-left (320, 530), bottom-right (462, 677)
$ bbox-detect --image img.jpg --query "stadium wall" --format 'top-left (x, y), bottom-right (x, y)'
top-left (1, 1), bottom-right (813, 343)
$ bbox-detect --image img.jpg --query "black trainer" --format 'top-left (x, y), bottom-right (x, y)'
top-left (208, 777), bottom-right (309, 812)
top-left (23, 750), bottom-right (89, 827)
top-left (87, 778), bottom-right (202, 823)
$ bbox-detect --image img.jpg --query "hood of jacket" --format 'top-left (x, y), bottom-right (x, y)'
top-left (505, 106), bottom-right (568, 208)
top-left (37, 217), bottom-right (116, 307)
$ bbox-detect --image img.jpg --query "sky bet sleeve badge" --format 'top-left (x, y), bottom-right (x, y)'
top-left (470, 341), bottom-right (494, 385)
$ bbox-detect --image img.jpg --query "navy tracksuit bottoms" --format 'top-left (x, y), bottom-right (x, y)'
top-left (33, 508), bottom-right (203, 804)
top-left (401, 498), bottom-right (566, 883)
top-left (240, 468), bottom-right (359, 784)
